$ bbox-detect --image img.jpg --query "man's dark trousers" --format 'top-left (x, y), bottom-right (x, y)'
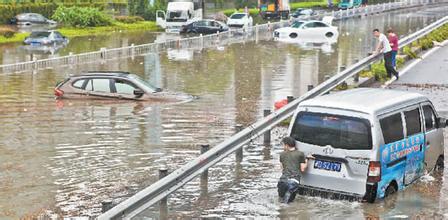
top-left (384, 51), bottom-right (399, 78)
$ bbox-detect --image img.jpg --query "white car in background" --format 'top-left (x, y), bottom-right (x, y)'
top-left (227, 12), bottom-right (253, 31)
top-left (274, 16), bottom-right (338, 42)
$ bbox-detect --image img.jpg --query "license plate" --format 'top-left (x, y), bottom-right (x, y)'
top-left (314, 160), bottom-right (342, 172)
top-left (31, 42), bottom-right (41, 46)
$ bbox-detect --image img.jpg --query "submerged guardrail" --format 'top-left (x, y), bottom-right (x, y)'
top-left (98, 14), bottom-right (448, 220)
top-left (0, 0), bottom-right (443, 74)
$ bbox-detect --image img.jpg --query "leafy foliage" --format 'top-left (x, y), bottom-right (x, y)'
top-left (0, 26), bottom-right (16, 38)
top-left (115, 15), bottom-right (144, 23)
top-left (51, 6), bottom-right (112, 27)
top-left (0, 3), bottom-right (110, 24)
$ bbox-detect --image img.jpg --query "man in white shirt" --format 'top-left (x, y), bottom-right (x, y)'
top-left (373, 28), bottom-right (399, 79)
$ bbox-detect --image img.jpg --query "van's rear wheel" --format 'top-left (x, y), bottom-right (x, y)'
top-left (385, 185), bottom-right (396, 197)
top-left (435, 155), bottom-right (444, 172)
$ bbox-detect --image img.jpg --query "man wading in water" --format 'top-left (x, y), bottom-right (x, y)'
top-left (278, 137), bottom-right (314, 203)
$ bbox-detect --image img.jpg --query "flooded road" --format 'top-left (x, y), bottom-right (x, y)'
top-left (0, 4), bottom-right (448, 219)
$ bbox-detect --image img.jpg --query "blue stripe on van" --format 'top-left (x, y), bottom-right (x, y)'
top-left (377, 133), bottom-right (425, 198)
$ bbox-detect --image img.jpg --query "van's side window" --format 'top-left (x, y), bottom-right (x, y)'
top-left (404, 108), bottom-right (421, 136)
top-left (380, 113), bottom-right (404, 144)
top-left (423, 105), bottom-right (436, 130)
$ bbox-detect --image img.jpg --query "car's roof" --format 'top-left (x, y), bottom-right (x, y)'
top-left (72, 71), bottom-right (132, 78)
top-left (299, 88), bottom-right (428, 115)
top-left (230, 12), bottom-right (248, 15)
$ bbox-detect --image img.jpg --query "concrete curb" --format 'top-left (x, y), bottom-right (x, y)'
top-left (382, 39), bottom-right (448, 88)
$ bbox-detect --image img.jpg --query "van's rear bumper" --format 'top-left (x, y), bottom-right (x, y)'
top-left (297, 183), bottom-right (377, 202)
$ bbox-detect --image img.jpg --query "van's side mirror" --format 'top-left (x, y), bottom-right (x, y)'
top-left (155, 88), bottom-right (163, 92)
top-left (437, 117), bottom-right (447, 128)
top-left (134, 89), bottom-right (144, 97)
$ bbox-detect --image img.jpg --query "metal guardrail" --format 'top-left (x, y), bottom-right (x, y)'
top-left (98, 15), bottom-right (448, 220)
top-left (0, 0), bottom-right (441, 74)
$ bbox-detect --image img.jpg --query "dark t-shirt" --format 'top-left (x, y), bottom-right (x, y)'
top-left (280, 150), bottom-right (306, 180)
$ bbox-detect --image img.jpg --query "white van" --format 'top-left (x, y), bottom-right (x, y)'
top-left (288, 88), bottom-right (446, 202)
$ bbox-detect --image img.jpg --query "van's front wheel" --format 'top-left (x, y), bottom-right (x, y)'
top-left (435, 155), bottom-right (444, 172)
top-left (385, 185), bottom-right (396, 197)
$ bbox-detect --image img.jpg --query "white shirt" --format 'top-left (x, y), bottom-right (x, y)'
top-left (378, 33), bottom-right (392, 53)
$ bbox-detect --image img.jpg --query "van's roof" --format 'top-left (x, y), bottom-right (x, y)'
top-left (299, 88), bottom-right (428, 115)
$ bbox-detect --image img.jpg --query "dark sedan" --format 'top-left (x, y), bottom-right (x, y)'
top-left (180, 19), bottom-right (229, 35)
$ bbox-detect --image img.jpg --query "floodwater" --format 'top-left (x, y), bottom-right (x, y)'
top-left (0, 4), bottom-right (448, 219)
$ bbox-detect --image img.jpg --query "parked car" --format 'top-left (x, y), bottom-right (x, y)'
top-left (11, 13), bottom-right (57, 25)
top-left (288, 88), bottom-right (446, 202)
top-left (291, 8), bottom-right (315, 19)
top-left (54, 71), bottom-right (190, 102)
top-left (338, 0), bottom-right (362, 9)
top-left (227, 12), bottom-right (253, 31)
top-left (180, 19), bottom-right (229, 35)
top-left (24, 30), bottom-right (68, 46)
top-left (273, 17), bottom-right (338, 40)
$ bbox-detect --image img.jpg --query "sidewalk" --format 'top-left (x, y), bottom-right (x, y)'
top-left (393, 44), bottom-right (448, 85)
top-left (387, 43), bottom-right (448, 113)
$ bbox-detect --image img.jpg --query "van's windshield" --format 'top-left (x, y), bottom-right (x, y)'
top-left (291, 112), bottom-right (372, 150)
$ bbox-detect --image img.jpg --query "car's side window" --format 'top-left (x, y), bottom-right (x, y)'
top-left (304, 22), bottom-right (316, 28)
top-left (91, 79), bottom-right (111, 92)
top-left (72, 79), bottom-right (85, 89)
top-left (423, 105), bottom-right (436, 131)
top-left (314, 22), bottom-right (329, 27)
top-left (404, 108), bottom-right (421, 136)
top-left (380, 113), bottom-right (404, 144)
top-left (115, 79), bottom-right (137, 94)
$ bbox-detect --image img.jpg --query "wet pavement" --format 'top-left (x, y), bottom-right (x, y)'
top-left (1, 4), bottom-right (448, 219)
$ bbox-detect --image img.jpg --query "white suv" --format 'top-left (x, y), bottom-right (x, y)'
top-left (227, 12), bottom-right (253, 31)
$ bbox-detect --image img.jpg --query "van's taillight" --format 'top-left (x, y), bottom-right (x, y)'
top-left (367, 161), bottom-right (381, 182)
top-left (54, 88), bottom-right (64, 97)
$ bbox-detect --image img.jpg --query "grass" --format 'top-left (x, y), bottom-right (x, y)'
top-left (0, 21), bottom-right (161, 44)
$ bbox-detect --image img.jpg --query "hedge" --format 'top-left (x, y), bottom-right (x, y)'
top-left (0, 2), bottom-right (126, 24)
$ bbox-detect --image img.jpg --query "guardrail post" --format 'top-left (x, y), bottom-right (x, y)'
top-left (159, 167), bottom-right (168, 220)
top-left (255, 24), bottom-right (259, 44)
top-left (367, 53), bottom-right (373, 70)
top-left (287, 96), bottom-right (295, 103)
top-left (200, 34), bottom-right (204, 50)
top-left (308, 85), bottom-right (314, 91)
top-left (263, 109), bottom-right (271, 145)
top-left (354, 59), bottom-right (360, 82)
top-left (235, 125), bottom-right (244, 162)
top-left (100, 47), bottom-right (107, 60)
top-left (130, 43), bottom-right (135, 59)
top-left (32, 57), bottom-right (37, 70)
top-left (102, 201), bottom-right (114, 213)
top-left (200, 144), bottom-right (210, 195)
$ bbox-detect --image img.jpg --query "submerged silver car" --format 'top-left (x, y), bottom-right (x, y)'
top-left (288, 88), bottom-right (446, 202)
top-left (12, 13), bottom-right (57, 25)
top-left (54, 71), bottom-right (190, 102)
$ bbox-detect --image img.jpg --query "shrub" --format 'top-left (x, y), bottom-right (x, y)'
top-left (371, 62), bottom-right (388, 82)
top-left (0, 26), bottom-right (16, 38)
top-left (52, 6), bottom-right (112, 27)
top-left (115, 15), bottom-right (144, 23)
